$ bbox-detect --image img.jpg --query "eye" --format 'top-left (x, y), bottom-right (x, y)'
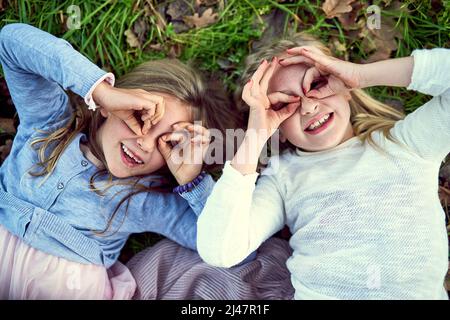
top-left (133, 110), bottom-right (145, 127)
top-left (272, 102), bottom-right (287, 111)
top-left (310, 76), bottom-right (328, 90)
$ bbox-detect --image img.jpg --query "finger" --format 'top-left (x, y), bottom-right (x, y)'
top-left (145, 94), bottom-right (164, 105)
top-left (123, 113), bottom-right (143, 136)
top-left (185, 124), bottom-right (210, 138)
top-left (157, 136), bottom-right (172, 160)
top-left (259, 57), bottom-right (278, 94)
top-left (296, 49), bottom-right (335, 74)
top-left (278, 55), bottom-right (315, 66)
top-left (242, 79), bottom-right (254, 104)
top-left (172, 121), bottom-right (194, 130)
top-left (142, 119), bottom-right (152, 135)
top-left (141, 103), bottom-right (156, 118)
top-left (250, 59), bottom-right (269, 96)
top-left (162, 131), bottom-right (191, 146)
top-left (302, 67), bottom-right (321, 94)
top-left (286, 45), bottom-right (325, 56)
top-left (190, 135), bottom-right (210, 144)
top-left (268, 92), bottom-right (300, 105)
top-left (151, 97), bottom-right (165, 125)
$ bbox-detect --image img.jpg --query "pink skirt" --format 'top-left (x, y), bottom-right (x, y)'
top-left (0, 225), bottom-right (136, 299)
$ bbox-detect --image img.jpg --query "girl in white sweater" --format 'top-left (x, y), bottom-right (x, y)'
top-left (197, 33), bottom-right (449, 299)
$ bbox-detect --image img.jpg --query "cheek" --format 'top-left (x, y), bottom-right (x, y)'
top-left (280, 114), bottom-right (301, 138)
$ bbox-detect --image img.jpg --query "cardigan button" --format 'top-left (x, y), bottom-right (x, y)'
top-left (57, 182), bottom-right (65, 190)
top-left (81, 160), bottom-right (89, 167)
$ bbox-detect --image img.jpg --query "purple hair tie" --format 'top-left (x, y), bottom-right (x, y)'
top-left (173, 171), bottom-right (207, 194)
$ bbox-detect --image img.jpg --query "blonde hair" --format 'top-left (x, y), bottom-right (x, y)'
top-left (30, 59), bottom-right (241, 235)
top-left (236, 32), bottom-right (405, 152)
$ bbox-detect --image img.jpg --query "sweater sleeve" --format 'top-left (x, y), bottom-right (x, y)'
top-left (197, 160), bottom-right (286, 268)
top-left (122, 174), bottom-right (216, 251)
top-left (391, 48), bottom-right (450, 163)
top-left (0, 23), bottom-right (109, 135)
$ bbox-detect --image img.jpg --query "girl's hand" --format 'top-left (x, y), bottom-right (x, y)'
top-left (93, 82), bottom-right (165, 136)
top-left (243, 57), bottom-right (301, 143)
top-left (157, 122), bottom-right (210, 185)
top-left (280, 46), bottom-right (365, 98)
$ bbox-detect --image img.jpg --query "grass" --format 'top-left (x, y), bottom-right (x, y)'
top-left (1, 0), bottom-right (449, 256)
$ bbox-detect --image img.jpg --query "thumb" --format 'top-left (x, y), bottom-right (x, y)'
top-left (119, 111), bottom-right (143, 136)
top-left (157, 136), bottom-right (172, 161)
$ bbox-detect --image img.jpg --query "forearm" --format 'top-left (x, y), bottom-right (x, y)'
top-left (0, 23), bottom-right (106, 97)
top-left (197, 163), bottom-right (260, 267)
top-left (360, 56), bottom-right (414, 89)
top-left (231, 130), bottom-right (267, 175)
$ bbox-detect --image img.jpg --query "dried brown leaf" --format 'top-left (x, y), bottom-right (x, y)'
top-left (183, 8), bottom-right (218, 29)
top-left (360, 16), bottom-right (402, 63)
top-left (196, 0), bottom-right (219, 6)
top-left (124, 29), bottom-right (141, 48)
top-left (145, 0), bottom-right (167, 31)
top-left (322, 0), bottom-right (355, 19)
top-left (338, 1), bottom-right (366, 30)
top-left (168, 43), bottom-right (183, 58)
top-left (0, 118), bottom-right (15, 133)
top-left (0, 139), bottom-right (12, 162)
top-left (132, 17), bottom-right (149, 45)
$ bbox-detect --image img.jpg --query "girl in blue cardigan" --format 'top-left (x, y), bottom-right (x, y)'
top-left (0, 23), bottom-right (236, 299)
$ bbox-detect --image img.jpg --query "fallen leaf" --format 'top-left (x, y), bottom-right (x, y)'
top-left (338, 1), bottom-right (366, 30)
top-left (145, 0), bottom-right (167, 32)
top-left (0, 118), bottom-right (15, 133)
top-left (360, 16), bottom-right (402, 63)
top-left (251, 8), bottom-right (288, 51)
top-left (124, 29), bottom-right (141, 48)
top-left (168, 43), bottom-right (183, 58)
top-left (167, 0), bottom-right (191, 21)
top-left (322, 0), bottom-right (355, 19)
top-left (196, 0), bottom-right (219, 6)
top-left (0, 139), bottom-right (12, 162)
top-left (149, 43), bottom-right (163, 51)
top-left (132, 17), bottom-right (149, 45)
top-left (183, 8), bottom-right (218, 29)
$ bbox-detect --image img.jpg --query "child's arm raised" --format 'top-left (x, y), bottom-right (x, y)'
top-left (284, 46), bottom-right (449, 162)
top-left (0, 23), bottom-right (108, 135)
top-left (0, 23), bottom-right (157, 137)
top-left (389, 48), bottom-right (450, 162)
top-left (197, 58), bottom-right (298, 268)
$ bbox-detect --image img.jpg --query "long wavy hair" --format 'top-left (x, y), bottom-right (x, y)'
top-left (236, 32), bottom-right (405, 153)
top-left (29, 59), bottom-right (241, 235)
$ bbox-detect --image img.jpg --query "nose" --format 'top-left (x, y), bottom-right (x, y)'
top-left (136, 134), bottom-right (156, 153)
top-left (300, 97), bottom-right (318, 116)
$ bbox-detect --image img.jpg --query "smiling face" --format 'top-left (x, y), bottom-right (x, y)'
top-left (96, 93), bottom-right (193, 178)
top-left (268, 59), bottom-right (354, 152)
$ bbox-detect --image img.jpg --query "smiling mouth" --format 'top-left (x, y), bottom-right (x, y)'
top-left (120, 143), bottom-right (144, 167)
top-left (304, 112), bottom-right (334, 134)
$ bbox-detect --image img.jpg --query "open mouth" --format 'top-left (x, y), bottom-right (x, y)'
top-left (120, 143), bottom-right (144, 167)
top-left (304, 112), bottom-right (334, 135)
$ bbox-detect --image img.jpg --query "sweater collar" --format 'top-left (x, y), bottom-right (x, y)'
top-left (295, 135), bottom-right (362, 157)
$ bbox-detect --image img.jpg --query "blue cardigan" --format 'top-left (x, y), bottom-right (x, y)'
top-left (0, 23), bottom-right (215, 268)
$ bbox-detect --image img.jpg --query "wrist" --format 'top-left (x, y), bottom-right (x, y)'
top-left (359, 56), bottom-right (414, 88)
top-left (231, 133), bottom-right (266, 175)
top-left (92, 81), bottom-right (111, 106)
top-left (173, 171), bottom-right (207, 194)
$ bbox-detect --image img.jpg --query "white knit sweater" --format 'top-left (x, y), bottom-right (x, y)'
top-left (197, 48), bottom-right (450, 299)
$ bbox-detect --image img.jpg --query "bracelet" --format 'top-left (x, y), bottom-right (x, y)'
top-left (173, 171), bottom-right (207, 194)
